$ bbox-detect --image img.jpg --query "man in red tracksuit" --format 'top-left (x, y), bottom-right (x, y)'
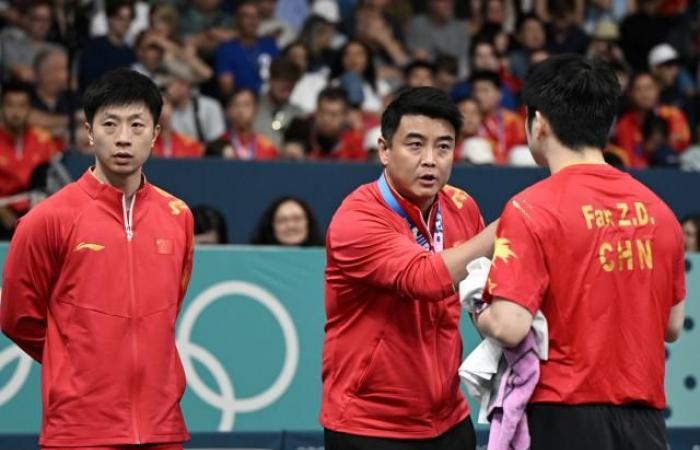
top-left (1, 68), bottom-right (194, 450)
top-left (321, 87), bottom-right (496, 450)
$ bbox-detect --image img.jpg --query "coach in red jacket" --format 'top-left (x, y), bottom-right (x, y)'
top-left (1, 68), bottom-right (194, 449)
top-left (321, 87), bottom-right (496, 450)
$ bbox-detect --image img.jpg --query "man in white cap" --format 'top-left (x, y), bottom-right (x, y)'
top-left (648, 43), bottom-right (695, 113)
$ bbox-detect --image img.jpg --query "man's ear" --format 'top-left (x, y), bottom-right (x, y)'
top-left (533, 111), bottom-right (550, 140)
top-left (378, 136), bottom-right (390, 166)
top-left (152, 124), bottom-right (161, 148)
top-left (85, 122), bottom-right (94, 146)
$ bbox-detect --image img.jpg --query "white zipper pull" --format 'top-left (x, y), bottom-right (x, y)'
top-left (122, 193), bottom-right (136, 241)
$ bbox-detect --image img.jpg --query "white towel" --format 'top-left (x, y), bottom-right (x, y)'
top-left (458, 258), bottom-right (549, 423)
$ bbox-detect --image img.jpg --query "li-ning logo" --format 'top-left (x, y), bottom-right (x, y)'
top-left (74, 242), bottom-right (105, 252)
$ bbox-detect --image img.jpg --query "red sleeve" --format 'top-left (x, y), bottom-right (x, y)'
top-left (0, 209), bottom-right (60, 362)
top-left (483, 199), bottom-right (549, 315)
top-left (328, 204), bottom-right (455, 301)
top-left (178, 209), bottom-right (195, 310)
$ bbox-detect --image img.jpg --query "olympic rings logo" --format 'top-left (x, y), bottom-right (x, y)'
top-left (0, 282), bottom-right (301, 432)
top-left (177, 281), bottom-right (300, 431)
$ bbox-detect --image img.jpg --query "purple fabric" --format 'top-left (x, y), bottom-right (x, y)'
top-left (487, 331), bottom-right (540, 450)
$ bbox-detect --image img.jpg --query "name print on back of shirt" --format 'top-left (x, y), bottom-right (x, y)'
top-left (581, 201), bottom-right (656, 272)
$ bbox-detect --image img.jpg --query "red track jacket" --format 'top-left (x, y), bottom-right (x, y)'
top-left (1, 169), bottom-right (194, 447)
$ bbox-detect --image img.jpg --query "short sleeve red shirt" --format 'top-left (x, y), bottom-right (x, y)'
top-left (483, 164), bottom-right (686, 409)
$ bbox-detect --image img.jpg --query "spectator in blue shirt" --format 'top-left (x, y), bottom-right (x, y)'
top-left (216, 0), bottom-right (279, 97)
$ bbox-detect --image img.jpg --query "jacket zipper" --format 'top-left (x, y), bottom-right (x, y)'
top-left (433, 307), bottom-right (445, 431)
top-left (123, 194), bottom-right (141, 444)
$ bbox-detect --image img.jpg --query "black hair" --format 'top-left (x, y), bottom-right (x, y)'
top-left (681, 213), bottom-right (700, 249)
top-left (317, 86), bottom-right (350, 107)
top-left (522, 54), bottom-right (620, 150)
top-left (642, 113), bottom-right (669, 140)
top-left (381, 86), bottom-right (463, 144)
top-left (516, 13), bottom-right (544, 33)
top-left (469, 70), bottom-right (502, 89)
top-left (469, 36), bottom-right (500, 61)
top-left (269, 56), bottom-right (302, 82)
top-left (1, 80), bottom-right (33, 102)
top-left (224, 87), bottom-right (259, 108)
top-left (434, 54), bottom-right (459, 76)
top-left (330, 39), bottom-right (377, 91)
top-left (82, 67), bottom-right (163, 125)
top-left (106, 0), bottom-right (135, 19)
top-left (250, 196), bottom-right (324, 246)
top-left (629, 71), bottom-right (655, 90)
top-left (191, 205), bottom-right (229, 244)
top-left (403, 60), bottom-right (436, 78)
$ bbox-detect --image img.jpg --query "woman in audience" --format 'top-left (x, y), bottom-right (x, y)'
top-left (250, 197), bottom-right (324, 246)
top-left (682, 213), bottom-right (700, 252)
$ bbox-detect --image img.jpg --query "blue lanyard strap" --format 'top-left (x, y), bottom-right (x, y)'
top-left (377, 173), bottom-right (443, 252)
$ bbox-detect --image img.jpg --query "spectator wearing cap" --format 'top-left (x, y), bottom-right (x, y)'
top-left (405, 0), bottom-right (470, 75)
top-left (216, 0), bottom-right (280, 97)
top-left (470, 70), bottom-right (526, 165)
top-left (162, 68), bottom-right (226, 144)
top-left (212, 88), bottom-right (278, 160)
top-left (78, 0), bottom-right (136, 92)
top-left (648, 43), bottom-right (696, 118)
top-left (586, 19), bottom-right (627, 67)
top-left (285, 87), bottom-right (366, 161)
top-left (614, 71), bottom-right (690, 168)
top-left (253, 57), bottom-right (304, 149)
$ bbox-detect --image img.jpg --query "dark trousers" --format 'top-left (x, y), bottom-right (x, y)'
top-left (324, 417), bottom-right (476, 450)
top-left (528, 403), bottom-right (667, 450)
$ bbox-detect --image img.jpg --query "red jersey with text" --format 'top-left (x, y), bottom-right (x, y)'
top-left (0, 126), bottom-right (59, 200)
top-left (321, 181), bottom-right (484, 438)
top-left (614, 106), bottom-right (690, 168)
top-left (1, 170), bottom-right (194, 446)
top-left (152, 133), bottom-right (204, 158)
top-left (483, 164), bottom-right (686, 409)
